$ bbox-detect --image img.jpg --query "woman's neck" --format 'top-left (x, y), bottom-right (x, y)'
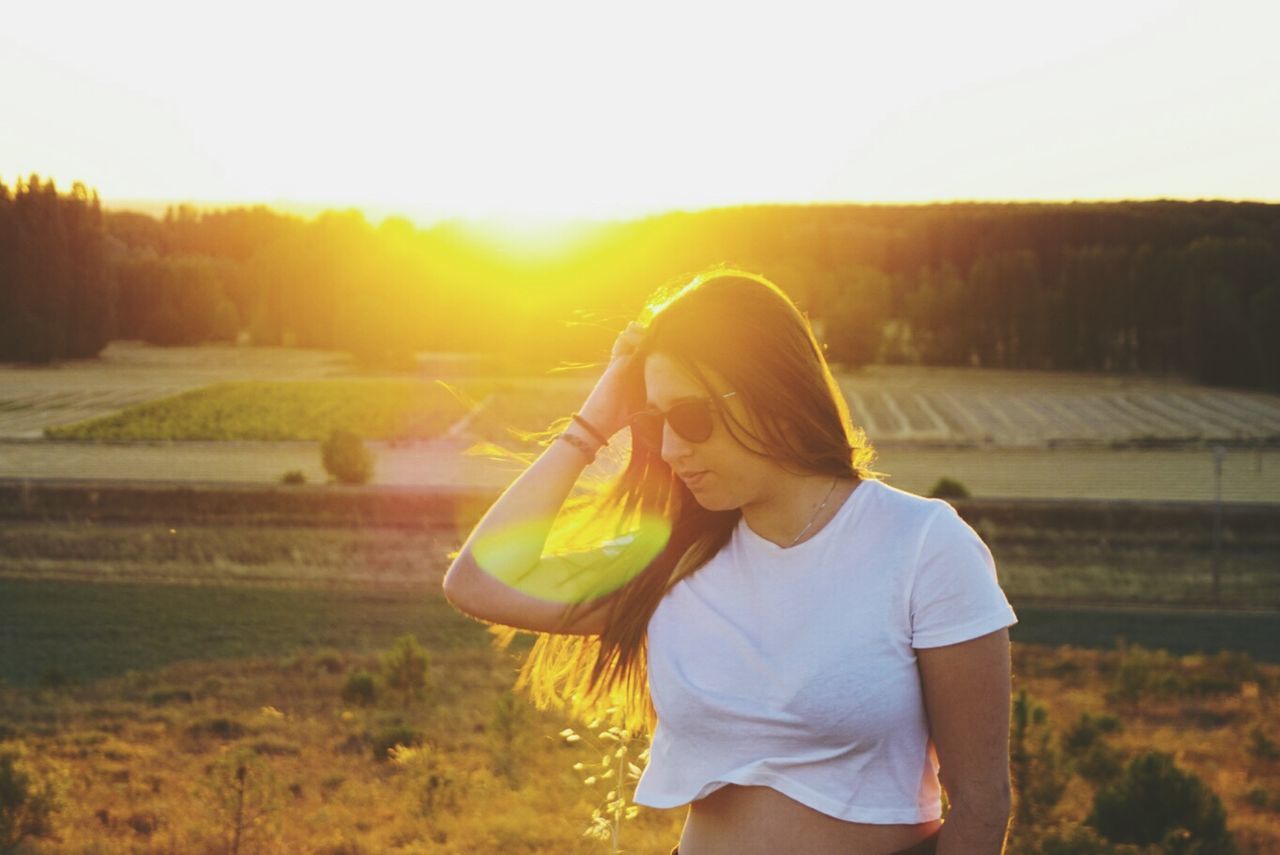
top-left (739, 473), bottom-right (858, 548)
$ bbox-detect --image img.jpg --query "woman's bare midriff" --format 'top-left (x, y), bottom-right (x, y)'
top-left (677, 783), bottom-right (943, 855)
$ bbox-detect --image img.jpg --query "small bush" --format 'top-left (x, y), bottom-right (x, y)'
top-left (1075, 741), bottom-right (1127, 787)
top-left (1106, 643), bottom-right (1186, 708)
top-left (370, 724), bottom-right (423, 761)
top-left (1244, 787), bottom-right (1270, 810)
top-left (1063, 711), bottom-right (1123, 757)
top-left (928, 477), bottom-right (970, 499)
top-left (1086, 750), bottom-right (1235, 852)
top-left (1247, 726), bottom-right (1279, 762)
top-left (321, 430), bottom-right (373, 484)
top-left (314, 648), bottom-right (345, 675)
top-left (381, 634), bottom-right (430, 709)
top-left (1011, 821), bottom-right (1137, 855)
top-left (187, 717), bottom-right (246, 742)
top-left (341, 672), bottom-right (377, 707)
top-left (149, 688), bottom-right (194, 706)
top-left (280, 470), bottom-right (307, 485)
top-left (0, 743), bottom-right (65, 854)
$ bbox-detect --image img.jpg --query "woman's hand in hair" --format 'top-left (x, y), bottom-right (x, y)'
top-left (580, 321), bottom-right (647, 439)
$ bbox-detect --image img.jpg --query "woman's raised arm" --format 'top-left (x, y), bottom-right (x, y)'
top-left (441, 323), bottom-right (647, 634)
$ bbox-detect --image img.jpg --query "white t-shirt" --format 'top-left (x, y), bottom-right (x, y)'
top-left (633, 477), bottom-right (1018, 823)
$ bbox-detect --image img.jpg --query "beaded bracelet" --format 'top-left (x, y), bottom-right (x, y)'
top-left (559, 430), bottom-right (600, 464)
top-left (571, 412), bottom-right (610, 448)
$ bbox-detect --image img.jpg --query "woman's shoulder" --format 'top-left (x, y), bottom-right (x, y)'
top-left (855, 477), bottom-right (954, 529)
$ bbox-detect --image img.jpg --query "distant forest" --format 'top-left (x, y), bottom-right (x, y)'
top-left (2, 173), bottom-right (1278, 391)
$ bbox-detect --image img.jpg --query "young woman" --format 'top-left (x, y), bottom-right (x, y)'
top-left (444, 270), bottom-right (1018, 855)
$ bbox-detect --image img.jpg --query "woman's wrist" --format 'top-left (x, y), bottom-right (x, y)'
top-left (571, 412), bottom-right (611, 447)
top-left (558, 427), bottom-right (600, 464)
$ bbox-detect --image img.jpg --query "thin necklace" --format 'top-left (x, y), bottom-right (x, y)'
top-left (787, 476), bottom-right (840, 547)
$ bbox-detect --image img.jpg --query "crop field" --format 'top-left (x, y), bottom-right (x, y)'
top-left (42, 379), bottom-right (487, 442)
top-left (0, 341), bottom-right (352, 439)
top-left (8, 343), bottom-right (1280, 448)
top-left (3, 343), bottom-right (1280, 500)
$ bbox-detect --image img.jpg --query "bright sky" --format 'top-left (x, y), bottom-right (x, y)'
top-left (2, 0), bottom-right (1277, 225)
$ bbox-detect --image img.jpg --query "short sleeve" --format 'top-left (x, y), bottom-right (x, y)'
top-left (909, 503), bottom-right (1018, 649)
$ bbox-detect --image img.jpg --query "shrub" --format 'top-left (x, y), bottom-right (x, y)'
top-left (280, 469), bottom-right (307, 485)
top-left (341, 672), bottom-right (377, 707)
top-left (314, 648), bottom-right (345, 675)
top-left (187, 717), bottom-right (246, 742)
top-left (1010, 821), bottom-right (1140, 855)
top-left (1075, 741), bottom-right (1126, 787)
top-left (1106, 643), bottom-right (1186, 709)
top-left (1244, 787), bottom-right (1270, 810)
top-left (149, 688), bottom-right (194, 706)
top-left (1063, 711), bottom-right (1123, 757)
top-left (381, 634), bottom-right (430, 709)
top-left (1247, 725), bottom-right (1279, 762)
top-left (1086, 750), bottom-right (1235, 852)
top-left (1010, 689), bottom-right (1069, 828)
top-left (928, 477), bottom-right (970, 499)
top-left (0, 744), bottom-right (64, 854)
top-left (370, 723), bottom-right (422, 762)
top-left (321, 430), bottom-right (373, 484)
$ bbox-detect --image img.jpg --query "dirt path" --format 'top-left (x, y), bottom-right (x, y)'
top-left (2, 438), bottom-right (1277, 501)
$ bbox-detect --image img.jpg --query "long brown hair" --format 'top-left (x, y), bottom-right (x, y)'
top-left (487, 268), bottom-right (883, 735)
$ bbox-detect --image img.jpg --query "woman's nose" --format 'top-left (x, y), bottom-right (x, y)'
top-left (660, 422), bottom-right (692, 465)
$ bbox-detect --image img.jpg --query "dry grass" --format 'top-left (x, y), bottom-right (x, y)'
top-left (3, 639), bottom-right (1279, 853)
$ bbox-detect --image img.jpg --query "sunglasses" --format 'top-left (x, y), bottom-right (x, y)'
top-left (628, 391), bottom-right (737, 450)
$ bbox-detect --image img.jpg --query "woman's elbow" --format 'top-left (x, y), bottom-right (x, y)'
top-left (441, 552), bottom-right (477, 612)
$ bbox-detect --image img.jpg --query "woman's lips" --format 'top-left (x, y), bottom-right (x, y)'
top-left (681, 471), bottom-right (710, 489)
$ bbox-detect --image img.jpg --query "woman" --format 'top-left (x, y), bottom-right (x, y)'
top-left (444, 270), bottom-right (1018, 855)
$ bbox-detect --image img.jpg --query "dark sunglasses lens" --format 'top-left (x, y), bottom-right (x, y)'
top-left (669, 401), bottom-right (714, 442)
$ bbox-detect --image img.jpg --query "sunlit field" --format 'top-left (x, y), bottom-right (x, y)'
top-left (42, 379), bottom-right (488, 442)
top-left (2, 566), bottom-right (1279, 853)
top-left (1, 343), bottom-right (1277, 502)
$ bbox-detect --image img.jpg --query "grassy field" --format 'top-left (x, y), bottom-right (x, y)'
top-left (2, 573), bottom-right (1279, 852)
top-left (0, 512), bottom-right (1278, 851)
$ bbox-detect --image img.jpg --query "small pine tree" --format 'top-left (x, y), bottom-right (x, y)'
top-left (202, 747), bottom-right (282, 855)
top-left (491, 689), bottom-right (528, 785)
top-left (1009, 689), bottom-right (1069, 829)
top-left (380, 634), bottom-right (429, 709)
top-left (1086, 750), bottom-right (1235, 852)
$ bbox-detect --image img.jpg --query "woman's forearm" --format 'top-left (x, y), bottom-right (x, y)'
top-left (936, 794), bottom-right (1011, 855)
top-left (444, 408), bottom-right (608, 590)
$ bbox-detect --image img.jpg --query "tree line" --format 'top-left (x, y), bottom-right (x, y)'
top-left (3, 173), bottom-right (1278, 391)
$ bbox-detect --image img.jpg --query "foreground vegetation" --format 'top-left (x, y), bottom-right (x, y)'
top-left (2, 594), bottom-right (1279, 853)
top-left (1, 511), bottom-right (1277, 851)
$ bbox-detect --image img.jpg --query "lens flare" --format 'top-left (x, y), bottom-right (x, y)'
top-left (471, 512), bottom-right (672, 603)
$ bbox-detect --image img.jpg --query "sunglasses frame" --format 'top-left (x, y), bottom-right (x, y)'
top-left (628, 390), bottom-right (737, 450)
